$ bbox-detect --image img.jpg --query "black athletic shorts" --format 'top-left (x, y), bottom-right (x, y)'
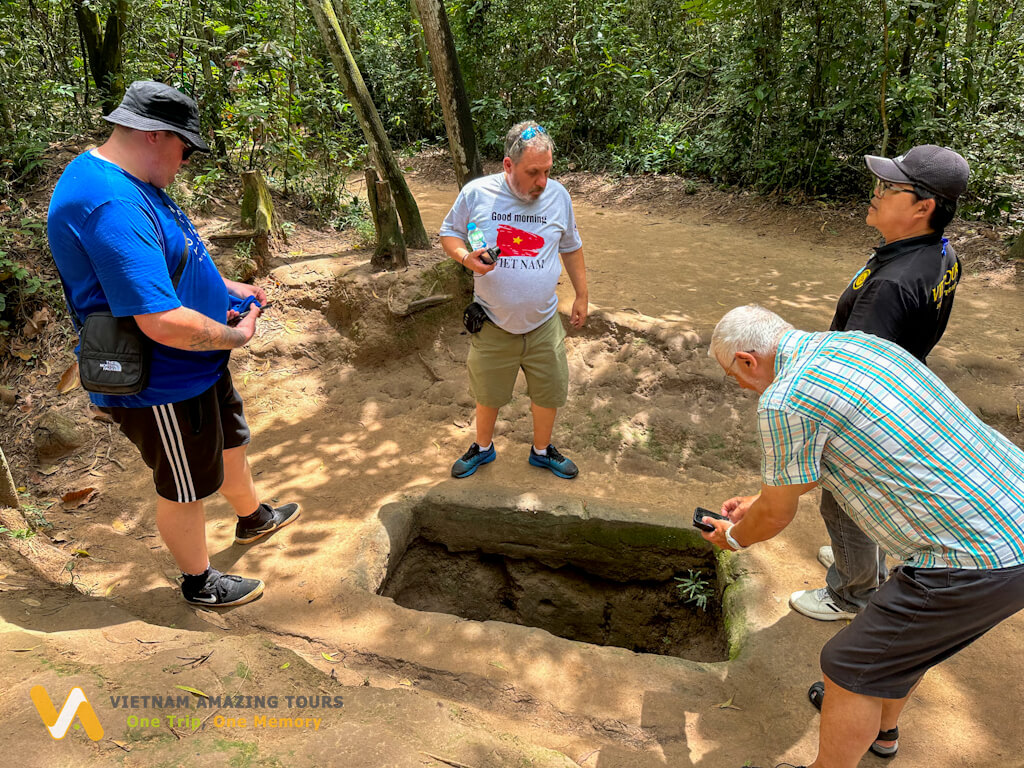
top-left (105, 370), bottom-right (251, 503)
top-left (820, 563), bottom-right (1024, 698)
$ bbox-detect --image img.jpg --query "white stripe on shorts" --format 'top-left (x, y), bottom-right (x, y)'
top-left (152, 404), bottom-right (197, 503)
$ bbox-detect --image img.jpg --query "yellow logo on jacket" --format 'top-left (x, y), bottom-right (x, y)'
top-left (852, 268), bottom-right (871, 290)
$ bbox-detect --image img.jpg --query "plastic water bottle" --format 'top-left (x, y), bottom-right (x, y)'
top-left (466, 222), bottom-right (487, 251)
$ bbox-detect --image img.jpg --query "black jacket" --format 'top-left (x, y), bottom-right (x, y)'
top-left (830, 233), bottom-right (960, 363)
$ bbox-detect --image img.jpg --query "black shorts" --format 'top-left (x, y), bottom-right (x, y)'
top-left (820, 563), bottom-right (1024, 698)
top-left (106, 370), bottom-right (251, 503)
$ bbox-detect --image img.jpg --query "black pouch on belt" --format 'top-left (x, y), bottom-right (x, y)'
top-left (462, 302), bottom-right (489, 334)
top-left (62, 244), bottom-right (188, 396)
top-left (78, 314), bottom-right (152, 395)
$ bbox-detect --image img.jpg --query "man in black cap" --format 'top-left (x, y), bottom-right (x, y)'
top-left (48, 81), bottom-right (301, 608)
top-left (790, 144), bottom-right (969, 633)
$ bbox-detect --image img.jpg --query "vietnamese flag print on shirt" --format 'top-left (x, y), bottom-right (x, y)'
top-left (496, 225), bottom-right (545, 257)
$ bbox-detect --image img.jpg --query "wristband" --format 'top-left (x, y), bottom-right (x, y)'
top-left (461, 252), bottom-right (469, 265)
top-left (724, 524), bottom-right (746, 551)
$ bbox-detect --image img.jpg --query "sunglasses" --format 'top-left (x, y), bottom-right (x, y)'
top-left (511, 124), bottom-right (547, 152)
top-left (169, 132), bottom-right (196, 161)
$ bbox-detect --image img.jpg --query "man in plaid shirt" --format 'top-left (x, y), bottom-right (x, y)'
top-left (704, 304), bottom-right (1024, 768)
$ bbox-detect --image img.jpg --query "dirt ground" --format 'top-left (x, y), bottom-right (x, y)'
top-left (2, 153), bottom-right (1023, 768)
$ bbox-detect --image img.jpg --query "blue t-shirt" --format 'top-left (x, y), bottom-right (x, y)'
top-left (47, 150), bottom-right (230, 407)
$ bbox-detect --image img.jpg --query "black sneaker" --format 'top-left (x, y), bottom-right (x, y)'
top-left (182, 569), bottom-right (264, 607)
top-left (234, 502), bottom-right (301, 545)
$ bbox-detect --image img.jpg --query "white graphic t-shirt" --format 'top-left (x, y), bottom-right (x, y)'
top-left (440, 173), bottom-right (583, 334)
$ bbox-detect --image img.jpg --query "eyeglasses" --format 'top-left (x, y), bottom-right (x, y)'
top-left (722, 350), bottom-right (759, 382)
top-left (873, 179), bottom-right (916, 197)
top-left (873, 178), bottom-right (935, 201)
top-left (722, 354), bottom-right (744, 382)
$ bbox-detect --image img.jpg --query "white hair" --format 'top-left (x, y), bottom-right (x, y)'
top-left (709, 305), bottom-right (793, 363)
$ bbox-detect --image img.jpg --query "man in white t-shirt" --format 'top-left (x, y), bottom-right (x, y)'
top-left (440, 121), bottom-right (588, 479)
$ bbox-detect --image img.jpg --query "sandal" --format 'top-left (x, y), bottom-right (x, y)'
top-left (807, 681), bottom-right (899, 758)
top-left (870, 727), bottom-right (899, 758)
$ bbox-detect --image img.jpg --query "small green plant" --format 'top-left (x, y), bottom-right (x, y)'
top-left (20, 501), bottom-right (53, 530)
top-left (333, 196), bottom-right (376, 248)
top-left (228, 239), bottom-right (257, 282)
top-left (675, 569), bottom-right (714, 611)
top-left (2, 527), bottom-right (36, 540)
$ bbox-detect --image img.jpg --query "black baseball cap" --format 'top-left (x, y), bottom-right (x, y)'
top-left (864, 144), bottom-right (969, 201)
top-left (103, 81), bottom-right (210, 153)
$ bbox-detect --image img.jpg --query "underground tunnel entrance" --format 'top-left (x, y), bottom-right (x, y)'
top-left (377, 499), bottom-right (732, 662)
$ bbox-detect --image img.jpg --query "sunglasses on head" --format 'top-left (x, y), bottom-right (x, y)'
top-left (512, 124), bottom-right (547, 152)
top-left (520, 125), bottom-right (546, 142)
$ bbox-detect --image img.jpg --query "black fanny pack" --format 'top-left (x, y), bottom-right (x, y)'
top-left (463, 301), bottom-right (489, 334)
top-left (60, 246), bottom-right (188, 396)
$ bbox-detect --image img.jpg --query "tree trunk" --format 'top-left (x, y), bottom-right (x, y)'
top-left (408, 0), bottom-right (434, 132)
top-left (0, 57), bottom-right (15, 137)
top-left (330, 0), bottom-right (361, 56)
top-left (963, 0), bottom-right (980, 110)
top-left (240, 170), bottom-right (281, 274)
top-left (880, 0), bottom-right (891, 155)
top-left (0, 445), bottom-right (19, 510)
top-left (366, 168), bottom-right (408, 271)
top-left (73, 0), bottom-right (127, 115)
top-left (303, 0), bottom-right (430, 248)
top-left (412, 0), bottom-right (483, 188)
top-left (191, 0), bottom-right (229, 159)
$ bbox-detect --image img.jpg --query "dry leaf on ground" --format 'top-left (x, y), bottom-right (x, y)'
top-left (61, 487), bottom-right (98, 509)
top-left (57, 362), bottom-right (80, 394)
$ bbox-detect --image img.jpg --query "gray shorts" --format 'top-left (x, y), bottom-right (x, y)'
top-left (820, 563), bottom-right (1024, 698)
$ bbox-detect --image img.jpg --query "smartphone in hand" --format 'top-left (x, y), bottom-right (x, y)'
top-left (479, 246), bottom-right (501, 265)
top-left (228, 301), bottom-right (271, 326)
top-left (693, 506), bottom-right (730, 532)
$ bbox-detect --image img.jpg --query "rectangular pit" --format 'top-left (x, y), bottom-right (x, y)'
top-left (377, 495), bottom-right (732, 662)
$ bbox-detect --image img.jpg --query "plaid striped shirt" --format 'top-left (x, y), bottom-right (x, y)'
top-left (760, 330), bottom-right (1024, 569)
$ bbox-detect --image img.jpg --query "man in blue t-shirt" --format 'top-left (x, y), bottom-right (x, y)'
top-left (48, 81), bottom-right (301, 607)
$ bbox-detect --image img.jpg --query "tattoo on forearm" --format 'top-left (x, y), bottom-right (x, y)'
top-left (186, 320), bottom-right (245, 351)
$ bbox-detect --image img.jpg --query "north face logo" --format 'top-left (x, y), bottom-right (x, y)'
top-left (99, 361), bottom-right (122, 372)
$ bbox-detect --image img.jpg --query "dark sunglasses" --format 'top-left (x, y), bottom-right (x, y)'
top-left (171, 133), bottom-right (196, 161)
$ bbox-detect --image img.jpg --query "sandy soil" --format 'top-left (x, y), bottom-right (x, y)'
top-left (2, 161), bottom-right (1023, 768)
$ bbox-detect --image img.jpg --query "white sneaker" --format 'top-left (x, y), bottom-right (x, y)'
top-left (817, 545), bottom-right (835, 569)
top-left (789, 587), bottom-right (857, 621)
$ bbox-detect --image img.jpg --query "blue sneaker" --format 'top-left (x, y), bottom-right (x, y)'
top-left (451, 442), bottom-right (496, 478)
top-left (529, 444), bottom-right (578, 479)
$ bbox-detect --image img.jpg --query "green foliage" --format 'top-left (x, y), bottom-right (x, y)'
top-left (443, 0), bottom-right (1022, 214)
top-left (2, 526), bottom-right (36, 540)
top-left (675, 569), bottom-right (714, 611)
top-left (333, 195), bottom-right (376, 247)
top-left (0, 216), bottom-right (60, 334)
top-left (0, 0), bottom-right (1020, 228)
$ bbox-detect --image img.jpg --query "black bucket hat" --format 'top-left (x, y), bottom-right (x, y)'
top-left (103, 81), bottom-right (210, 153)
top-left (864, 144), bottom-right (969, 201)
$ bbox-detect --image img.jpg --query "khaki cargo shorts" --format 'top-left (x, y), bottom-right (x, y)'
top-left (467, 313), bottom-right (568, 409)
